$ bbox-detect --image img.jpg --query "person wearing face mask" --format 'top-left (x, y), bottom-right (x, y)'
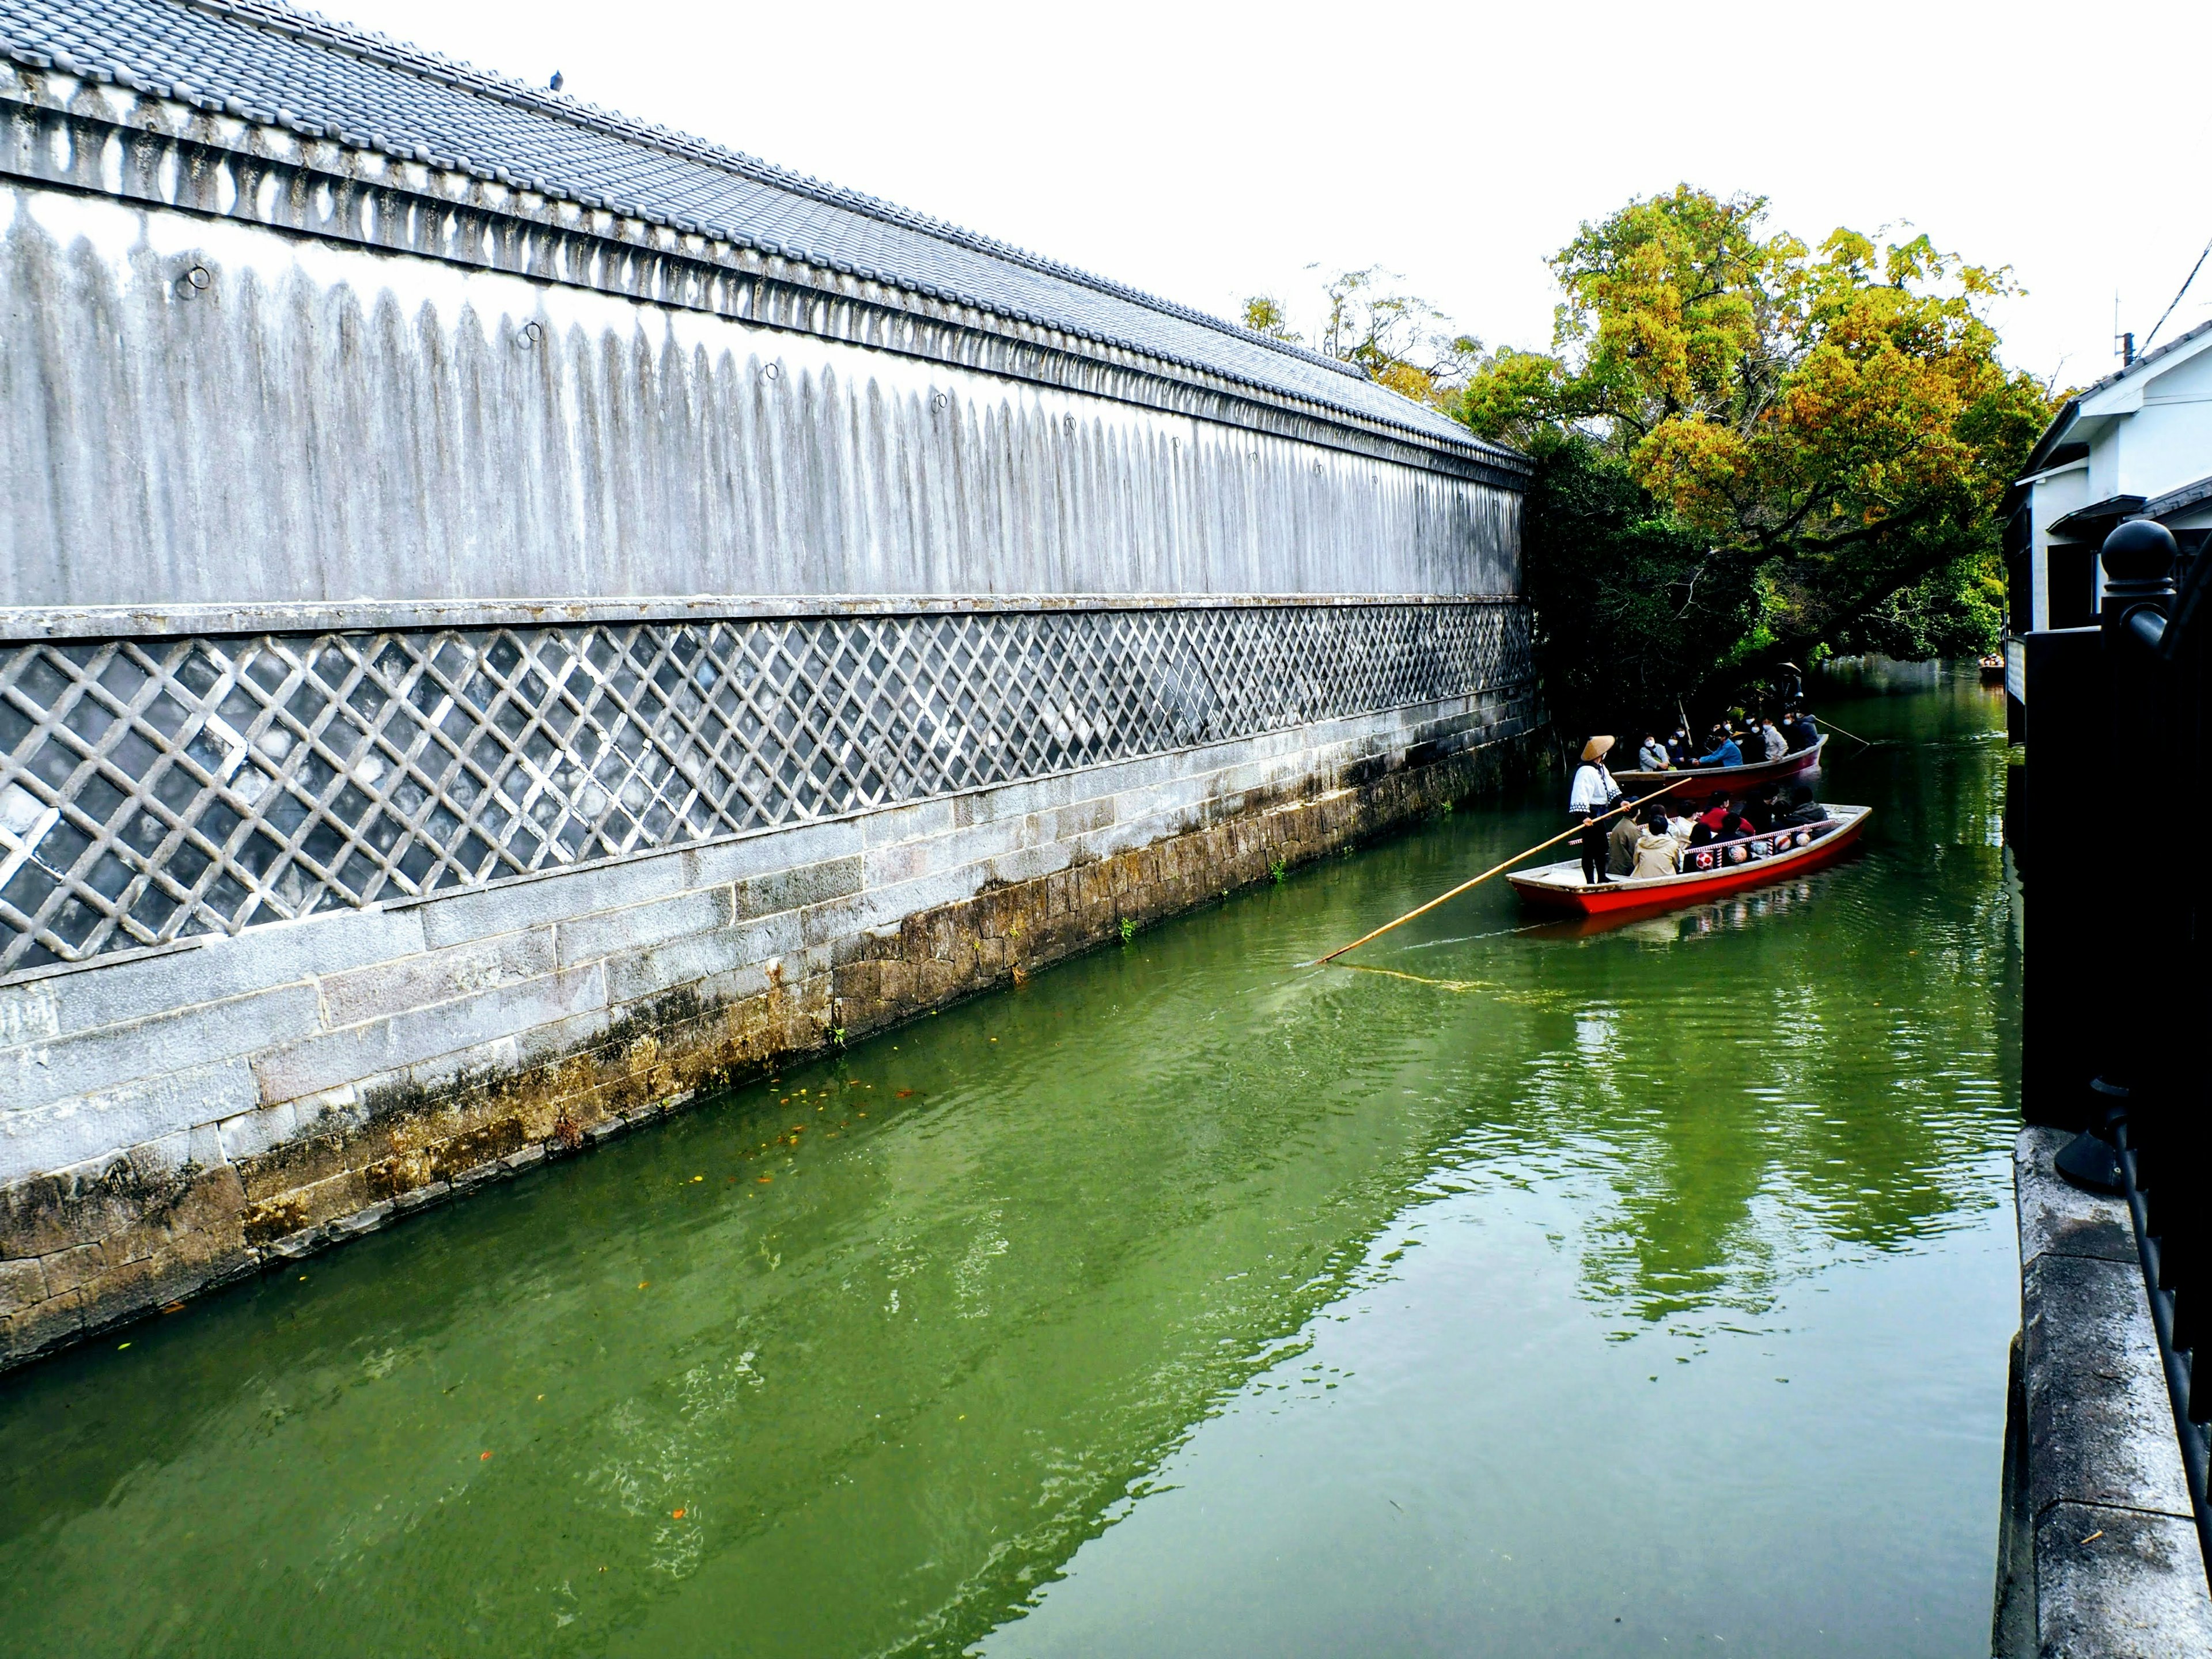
top-left (1759, 716), bottom-right (1788, 760)
top-left (1694, 724), bottom-right (1743, 767)
top-left (1782, 706), bottom-right (1819, 754)
top-left (1636, 732), bottom-right (1671, 771)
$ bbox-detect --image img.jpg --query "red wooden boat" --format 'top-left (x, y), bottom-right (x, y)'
top-left (1607, 734), bottom-right (1827, 801)
top-left (1507, 805), bottom-right (1871, 918)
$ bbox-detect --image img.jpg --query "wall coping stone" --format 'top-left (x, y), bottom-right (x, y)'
top-left (2003, 1125), bottom-right (2212, 1656)
top-left (1, 592), bottom-right (1529, 646)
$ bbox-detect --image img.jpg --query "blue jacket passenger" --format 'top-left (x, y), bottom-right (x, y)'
top-left (1694, 736), bottom-right (1742, 767)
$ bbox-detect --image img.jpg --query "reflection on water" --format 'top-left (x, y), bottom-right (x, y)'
top-left (0, 667), bottom-right (2018, 1658)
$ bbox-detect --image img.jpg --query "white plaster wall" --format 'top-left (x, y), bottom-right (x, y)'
top-left (0, 184), bottom-right (1517, 612)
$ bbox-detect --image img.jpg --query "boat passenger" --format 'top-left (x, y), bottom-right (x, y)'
top-left (1569, 736), bottom-right (1624, 884)
top-left (1694, 725), bottom-right (1743, 767)
top-left (1782, 707), bottom-right (1819, 754)
top-left (1778, 786), bottom-right (1828, 828)
top-left (1667, 727), bottom-right (1695, 768)
top-left (1718, 797), bottom-right (1759, 861)
top-left (1631, 806), bottom-right (1681, 878)
top-left (1607, 802), bottom-right (1644, 875)
top-left (1759, 717), bottom-right (1788, 760)
top-left (1637, 732), bottom-right (1671, 771)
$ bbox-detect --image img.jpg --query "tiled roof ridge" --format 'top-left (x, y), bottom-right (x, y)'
top-left (123, 0), bottom-right (1389, 404)
top-left (2081, 316), bottom-right (2212, 399)
top-left (2013, 317), bottom-right (2212, 487)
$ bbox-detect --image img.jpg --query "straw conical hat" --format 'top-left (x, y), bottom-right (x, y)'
top-left (1581, 736), bottom-right (1615, 762)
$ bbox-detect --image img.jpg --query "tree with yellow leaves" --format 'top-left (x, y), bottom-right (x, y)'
top-left (1463, 187), bottom-right (2054, 710)
top-left (1245, 267), bottom-right (1484, 412)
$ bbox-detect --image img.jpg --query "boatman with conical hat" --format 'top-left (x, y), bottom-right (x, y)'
top-left (1569, 737), bottom-right (1624, 885)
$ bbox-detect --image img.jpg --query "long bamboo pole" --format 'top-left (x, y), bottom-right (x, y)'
top-left (1813, 716), bottom-right (1883, 750)
top-left (1316, 775), bottom-right (1696, 964)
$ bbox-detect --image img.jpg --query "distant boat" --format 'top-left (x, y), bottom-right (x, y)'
top-left (1607, 735), bottom-right (1827, 801)
top-left (1507, 805), bottom-right (1872, 918)
top-left (1979, 653), bottom-right (2006, 683)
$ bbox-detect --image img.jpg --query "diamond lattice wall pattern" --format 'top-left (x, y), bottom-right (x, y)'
top-left (0, 603), bottom-right (1531, 974)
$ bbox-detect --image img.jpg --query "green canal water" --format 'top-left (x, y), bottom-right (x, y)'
top-left (0, 666), bottom-right (2020, 1658)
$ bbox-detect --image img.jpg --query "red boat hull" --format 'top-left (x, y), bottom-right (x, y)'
top-left (1508, 808), bottom-right (1870, 918)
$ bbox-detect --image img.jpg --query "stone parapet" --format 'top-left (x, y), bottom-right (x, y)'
top-left (1994, 1126), bottom-right (2212, 1656)
top-left (0, 690), bottom-right (1541, 1369)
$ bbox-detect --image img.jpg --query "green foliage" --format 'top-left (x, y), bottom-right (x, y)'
top-left (1268, 854), bottom-right (1289, 885)
top-left (1463, 185), bottom-right (2056, 691)
top-left (1520, 433), bottom-right (1757, 736)
top-left (1118, 916), bottom-right (1138, 944)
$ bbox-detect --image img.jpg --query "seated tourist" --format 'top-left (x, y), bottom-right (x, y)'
top-left (1631, 806), bottom-right (1681, 878)
top-left (1778, 786), bottom-right (1828, 828)
top-left (1666, 726), bottom-right (1695, 768)
top-left (1694, 725), bottom-right (1743, 767)
top-left (1782, 707), bottom-right (1819, 753)
top-left (1759, 716), bottom-right (1788, 760)
top-left (1743, 790), bottom-right (1779, 834)
top-left (1607, 801), bottom-right (1644, 875)
top-left (1637, 732), bottom-right (1671, 771)
top-left (1715, 797), bottom-right (1759, 855)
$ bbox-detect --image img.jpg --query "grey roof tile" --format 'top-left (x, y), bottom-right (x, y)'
top-left (0, 0), bottom-right (1508, 463)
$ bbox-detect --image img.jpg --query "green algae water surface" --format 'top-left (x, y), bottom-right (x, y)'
top-left (0, 666), bottom-right (2019, 1658)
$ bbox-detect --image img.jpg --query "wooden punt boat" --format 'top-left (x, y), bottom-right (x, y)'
top-left (1507, 805), bottom-right (1872, 918)
top-left (1607, 734), bottom-right (1827, 800)
top-left (1979, 653), bottom-right (2006, 683)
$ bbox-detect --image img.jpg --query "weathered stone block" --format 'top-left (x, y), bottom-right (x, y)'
top-left (556, 887), bottom-right (735, 969)
top-left (682, 820), bottom-right (864, 889)
top-left (412, 850), bottom-right (694, 950)
top-left (0, 987), bottom-right (321, 1118)
top-left (0, 906), bottom-right (424, 1047)
top-left (1, 1286), bottom-right (84, 1363)
top-left (602, 913), bottom-right (800, 1006)
top-left (0, 1057), bottom-right (260, 1185)
top-left (2015, 1126), bottom-right (2137, 1266)
top-left (253, 964), bottom-right (608, 1105)
top-left (216, 1101), bottom-right (298, 1165)
top-left (733, 856), bottom-right (866, 923)
top-left (319, 927), bottom-right (559, 1028)
top-left (2034, 1501), bottom-right (2212, 1656)
top-left (2022, 1251), bottom-right (2194, 1521)
top-left (0, 1254), bottom-right (48, 1310)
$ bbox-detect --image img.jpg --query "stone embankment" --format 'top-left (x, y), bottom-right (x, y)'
top-left (2, 713), bottom-right (1539, 1368)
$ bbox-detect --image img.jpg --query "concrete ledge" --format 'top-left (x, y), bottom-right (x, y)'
top-left (1996, 1126), bottom-right (2212, 1656)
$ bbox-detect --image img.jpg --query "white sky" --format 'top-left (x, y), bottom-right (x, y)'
top-left (341, 0), bottom-right (2212, 393)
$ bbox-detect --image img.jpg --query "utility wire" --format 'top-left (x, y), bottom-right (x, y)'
top-left (2140, 234), bottom-right (2212, 354)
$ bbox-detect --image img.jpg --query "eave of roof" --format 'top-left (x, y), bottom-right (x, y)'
top-left (2140, 472), bottom-right (2212, 522)
top-left (2014, 318), bottom-right (2212, 489)
top-left (2048, 493), bottom-right (2147, 539)
top-left (0, 0), bottom-right (1518, 471)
